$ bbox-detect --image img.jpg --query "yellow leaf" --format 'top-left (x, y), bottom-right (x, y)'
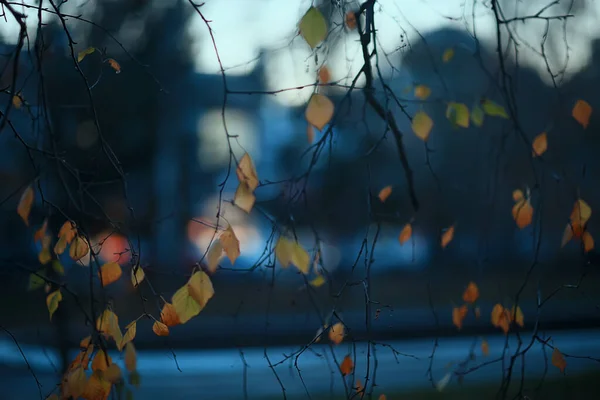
top-left (307, 123), bottom-right (315, 144)
top-left (298, 7), bottom-right (327, 48)
top-left (570, 199), bottom-right (592, 227)
top-left (291, 242), bottom-right (310, 274)
top-left (124, 342), bottom-right (136, 372)
top-left (58, 221), bottom-right (77, 243)
top-left (340, 355), bottom-right (354, 376)
top-left (328, 322), bottom-right (345, 345)
top-left (160, 303), bottom-right (181, 327)
top-left (512, 199), bottom-right (533, 229)
top-left (187, 270), bottom-right (215, 309)
top-left (462, 281), bottom-right (479, 304)
top-left (532, 132), bottom-right (548, 157)
top-left (275, 236), bottom-right (294, 268)
top-left (510, 305), bottom-right (524, 327)
top-left (96, 309), bottom-right (123, 344)
top-left (378, 185), bottom-right (392, 202)
top-left (66, 366), bottom-right (87, 399)
top-left (82, 373), bottom-right (111, 400)
top-left (172, 280), bottom-right (202, 324)
top-left (481, 339), bottom-right (489, 356)
top-left (318, 65), bottom-right (331, 84)
top-left (236, 153), bottom-right (259, 192)
top-left (399, 223), bottom-right (412, 245)
top-left (452, 305), bottom-right (468, 330)
top-left (107, 58), bottom-right (121, 74)
top-left (482, 99), bottom-right (509, 118)
top-left (80, 335), bottom-right (91, 349)
top-left (471, 105), bottom-right (485, 127)
top-left (46, 289), bottom-right (62, 321)
top-left (77, 47), bottom-right (95, 62)
top-left (441, 225), bottom-right (455, 248)
top-left (582, 231), bottom-right (595, 253)
top-left (442, 48), bottom-right (454, 63)
top-left (70, 235), bottom-right (89, 262)
top-left (552, 347), bottom-right (566, 373)
top-left (152, 321), bottom-right (169, 337)
top-left (306, 93), bottom-right (334, 130)
top-left (220, 225), bottom-right (240, 265)
top-left (17, 185), bottom-right (34, 226)
top-left (206, 239), bottom-right (224, 273)
top-left (572, 99), bottom-right (592, 129)
top-left (91, 349), bottom-right (111, 372)
top-left (233, 182), bottom-right (256, 213)
top-left (512, 189), bottom-right (524, 202)
top-left (12, 93), bottom-right (22, 109)
top-left (446, 102), bottom-right (470, 128)
top-left (99, 262), bottom-right (122, 287)
top-left (414, 84), bottom-right (431, 100)
top-left (412, 110), bottom-right (433, 141)
top-left (131, 265), bottom-right (145, 287)
top-left (104, 363), bottom-right (122, 383)
top-left (309, 274), bottom-right (326, 288)
top-left (118, 321), bottom-right (136, 351)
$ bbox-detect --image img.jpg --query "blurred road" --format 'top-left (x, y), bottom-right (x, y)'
top-left (2, 328), bottom-right (600, 399)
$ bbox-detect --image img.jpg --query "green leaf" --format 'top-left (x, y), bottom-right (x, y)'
top-left (471, 105), bottom-right (485, 127)
top-left (299, 7), bottom-right (327, 49)
top-left (52, 260), bottom-right (65, 275)
top-left (28, 270), bottom-right (46, 291)
top-left (481, 98), bottom-right (509, 118)
top-left (446, 102), bottom-right (470, 128)
top-left (172, 281), bottom-right (202, 324)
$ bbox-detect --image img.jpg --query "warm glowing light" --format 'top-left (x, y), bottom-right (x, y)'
top-left (97, 232), bottom-right (131, 264)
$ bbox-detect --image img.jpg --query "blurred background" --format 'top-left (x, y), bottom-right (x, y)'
top-left (1, 0), bottom-right (600, 398)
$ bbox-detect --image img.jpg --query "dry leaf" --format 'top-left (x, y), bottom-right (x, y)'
top-left (412, 110), bottom-right (433, 141)
top-left (220, 225), bottom-right (240, 265)
top-left (532, 132), bottom-right (548, 157)
top-left (99, 262), bottom-right (122, 287)
top-left (170, 279), bottom-right (205, 322)
top-left (399, 223), bottom-right (412, 245)
top-left (118, 321), bottom-right (136, 351)
top-left (441, 225), bottom-right (455, 248)
top-left (124, 342), bottom-right (136, 372)
top-left (131, 265), bottom-right (145, 287)
top-left (340, 355), bottom-right (354, 376)
top-left (91, 349), bottom-right (111, 372)
top-left (328, 322), bottom-right (345, 345)
top-left (355, 379), bottom-right (364, 393)
top-left (69, 236), bottom-right (89, 262)
top-left (462, 281), bottom-right (479, 304)
top-left (306, 93), bottom-right (334, 130)
top-left (236, 153), bottom-right (259, 192)
top-left (104, 363), bottom-right (122, 383)
top-left (17, 185), bottom-right (34, 226)
top-left (77, 47), bottom-right (95, 62)
top-left (96, 309), bottom-right (123, 344)
top-left (345, 11), bottom-right (357, 30)
top-left (233, 182), bottom-right (256, 213)
top-left (561, 224), bottom-right (573, 248)
top-left (82, 373), bottom-right (111, 400)
top-left (65, 366), bottom-right (87, 399)
top-left (510, 305), bottom-right (524, 327)
top-left (46, 289), bottom-right (62, 321)
top-left (318, 66), bottom-right (330, 83)
top-left (572, 99), bottom-right (592, 129)
top-left (187, 270), bottom-right (215, 309)
top-left (12, 93), bottom-right (22, 109)
top-left (552, 347), bottom-right (566, 373)
top-left (378, 185), bottom-right (392, 202)
top-left (160, 303), bottom-right (181, 327)
top-left (80, 336), bottom-right (91, 349)
top-left (512, 199), bottom-right (533, 229)
top-left (107, 58), bottom-right (121, 74)
top-left (583, 231), bottom-right (595, 253)
top-left (491, 304), bottom-right (510, 334)
top-left (34, 219), bottom-right (48, 243)
top-left (414, 84), bottom-right (431, 100)
top-left (452, 305), bottom-right (468, 330)
top-left (152, 321), bottom-right (169, 337)
top-left (58, 221), bottom-right (77, 243)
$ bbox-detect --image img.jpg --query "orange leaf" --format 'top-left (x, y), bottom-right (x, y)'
top-left (220, 225), bottom-right (240, 265)
top-left (34, 219), bottom-right (48, 243)
top-left (160, 303), bottom-right (181, 327)
top-left (532, 132), bottom-right (547, 157)
top-left (17, 185), bottom-right (34, 226)
top-left (91, 349), bottom-right (111, 372)
top-left (306, 93), bottom-right (334, 130)
top-left (378, 185), bottom-right (392, 202)
top-left (355, 379), bottom-right (364, 393)
top-left (378, 395), bottom-right (387, 400)
top-left (399, 223), bottom-right (412, 245)
top-left (572, 99), bottom-right (592, 129)
top-left (328, 322), bottom-right (345, 345)
top-left (318, 65), bottom-right (330, 84)
top-left (512, 199), bottom-right (533, 229)
top-left (441, 225), bottom-right (455, 248)
top-left (452, 305), bottom-right (468, 330)
top-left (82, 373), bottom-right (111, 400)
top-left (152, 321), bottom-right (169, 336)
top-left (80, 335), bottom-right (91, 349)
top-left (491, 304), bottom-right (510, 334)
top-left (510, 305), bottom-right (524, 327)
top-left (582, 231), bottom-right (595, 253)
top-left (481, 339), bottom-right (489, 356)
top-left (99, 262), bottom-right (122, 287)
top-left (462, 281), bottom-right (479, 304)
top-left (58, 221), bottom-right (77, 243)
top-left (552, 347), bottom-right (566, 373)
top-left (345, 11), bottom-right (357, 30)
top-left (107, 58), bottom-right (121, 74)
top-left (570, 199), bottom-right (592, 228)
top-left (414, 84), bottom-right (431, 100)
top-left (233, 182), bottom-right (256, 213)
top-left (340, 354), bottom-right (354, 376)
top-left (70, 235), bottom-right (89, 262)
top-left (236, 153), bottom-right (259, 192)
top-left (512, 189), bottom-right (524, 202)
